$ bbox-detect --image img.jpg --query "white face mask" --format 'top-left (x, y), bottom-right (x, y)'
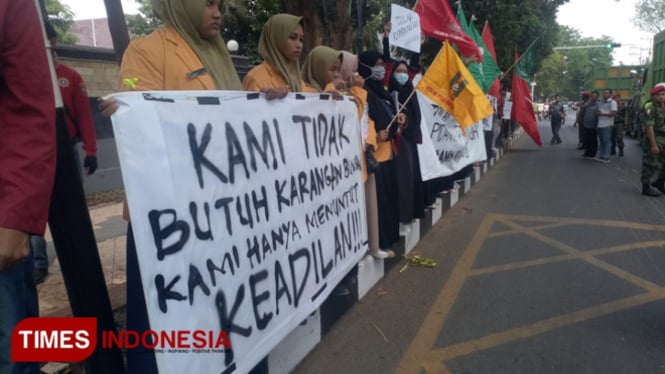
top-left (370, 66), bottom-right (386, 81)
top-left (394, 72), bottom-right (409, 86)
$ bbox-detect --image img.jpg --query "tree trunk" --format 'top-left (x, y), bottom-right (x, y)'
top-left (283, 0), bottom-right (353, 58)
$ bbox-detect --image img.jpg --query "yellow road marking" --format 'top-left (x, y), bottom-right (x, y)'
top-left (423, 290), bottom-right (665, 365)
top-left (396, 214), bottom-right (665, 374)
top-left (470, 240), bottom-right (665, 277)
top-left (498, 218), bottom-right (662, 292)
top-left (395, 214), bottom-right (497, 373)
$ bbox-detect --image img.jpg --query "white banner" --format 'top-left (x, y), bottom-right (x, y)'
top-left (502, 92), bottom-right (512, 120)
top-left (417, 91), bottom-right (487, 180)
top-left (111, 91), bottom-right (367, 374)
top-left (484, 95), bottom-right (497, 131)
top-left (389, 4), bottom-right (421, 53)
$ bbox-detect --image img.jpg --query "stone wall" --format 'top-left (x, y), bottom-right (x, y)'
top-left (60, 57), bottom-right (119, 97)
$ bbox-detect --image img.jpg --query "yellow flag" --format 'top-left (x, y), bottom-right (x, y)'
top-left (416, 42), bottom-right (493, 128)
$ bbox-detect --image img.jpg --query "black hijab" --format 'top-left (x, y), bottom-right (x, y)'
top-left (359, 51), bottom-right (396, 135)
top-left (388, 60), bottom-right (421, 142)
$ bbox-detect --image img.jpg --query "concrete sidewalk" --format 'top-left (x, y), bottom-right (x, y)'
top-left (38, 201), bottom-right (127, 317)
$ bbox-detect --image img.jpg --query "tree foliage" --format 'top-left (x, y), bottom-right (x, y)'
top-left (634, 0), bottom-right (665, 33)
top-left (124, 0), bottom-right (283, 62)
top-left (125, 0), bottom-right (162, 39)
top-left (46, 0), bottom-right (77, 44)
top-left (532, 26), bottom-right (615, 100)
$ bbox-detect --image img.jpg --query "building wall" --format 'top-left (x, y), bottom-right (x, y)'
top-left (59, 57), bottom-right (119, 97)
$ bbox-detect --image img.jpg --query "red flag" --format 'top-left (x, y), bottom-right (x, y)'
top-left (482, 21), bottom-right (500, 99)
top-left (510, 53), bottom-right (541, 146)
top-left (414, 0), bottom-right (481, 61)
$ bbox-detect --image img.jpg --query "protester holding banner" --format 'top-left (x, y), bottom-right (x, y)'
top-left (102, 0), bottom-right (246, 371)
top-left (242, 13), bottom-right (317, 95)
top-left (359, 51), bottom-right (402, 252)
top-left (381, 22), bottom-right (421, 89)
top-left (0, 2), bottom-right (56, 373)
top-left (339, 51), bottom-right (393, 259)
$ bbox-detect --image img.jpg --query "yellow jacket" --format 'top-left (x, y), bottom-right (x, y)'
top-left (119, 26), bottom-right (215, 91)
top-left (321, 84), bottom-right (379, 182)
top-left (119, 26), bottom-right (215, 220)
top-left (243, 61), bottom-right (317, 93)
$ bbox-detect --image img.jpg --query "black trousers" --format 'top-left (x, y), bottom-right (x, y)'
top-left (583, 127), bottom-right (598, 157)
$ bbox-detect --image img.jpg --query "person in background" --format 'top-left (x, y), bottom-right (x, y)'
top-left (581, 91), bottom-right (600, 159)
top-left (611, 93), bottom-right (626, 157)
top-left (0, 1), bottom-right (56, 373)
top-left (31, 22), bottom-right (100, 285)
top-left (339, 50), bottom-right (393, 259)
top-left (573, 91), bottom-right (590, 150)
top-left (301, 45), bottom-right (343, 92)
top-left (388, 60), bottom-right (426, 236)
top-left (380, 22), bottom-right (421, 86)
top-left (242, 13), bottom-right (316, 95)
top-left (640, 83), bottom-right (665, 197)
top-left (359, 51), bottom-right (403, 254)
top-left (548, 94), bottom-right (565, 145)
top-left (99, 0), bottom-right (243, 372)
top-left (595, 89), bottom-right (617, 163)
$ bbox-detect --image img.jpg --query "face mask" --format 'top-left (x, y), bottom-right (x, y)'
top-left (370, 66), bottom-right (385, 81)
top-left (394, 72), bottom-right (409, 86)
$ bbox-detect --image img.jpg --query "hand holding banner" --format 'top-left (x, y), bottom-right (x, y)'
top-left (111, 91), bottom-right (368, 374)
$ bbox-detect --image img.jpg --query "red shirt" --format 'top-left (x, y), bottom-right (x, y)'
top-left (56, 63), bottom-right (97, 156)
top-left (0, 0), bottom-right (56, 235)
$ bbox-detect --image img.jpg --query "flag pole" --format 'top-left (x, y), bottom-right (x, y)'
top-left (499, 37), bottom-right (539, 81)
top-left (386, 88), bottom-right (418, 131)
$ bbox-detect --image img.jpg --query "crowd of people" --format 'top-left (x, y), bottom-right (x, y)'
top-left (2, 1), bottom-right (497, 373)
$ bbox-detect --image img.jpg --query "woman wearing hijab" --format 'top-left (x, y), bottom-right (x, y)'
top-left (301, 45), bottom-right (343, 92)
top-left (243, 13), bottom-right (317, 95)
top-left (339, 51), bottom-right (394, 259)
top-left (100, 1), bottom-right (244, 372)
top-left (119, 0), bottom-right (242, 91)
top-left (358, 51), bottom-right (403, 253)
top-left (388, 60), bottom-right (426, 231)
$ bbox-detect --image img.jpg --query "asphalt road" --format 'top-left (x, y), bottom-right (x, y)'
top-left (294, 112), bottom-right (665, 374)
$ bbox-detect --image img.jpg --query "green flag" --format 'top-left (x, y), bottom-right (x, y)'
top-left (515, 47), bottom-right (535, 80)
top-left (456, 5), bottom-right (501, 93)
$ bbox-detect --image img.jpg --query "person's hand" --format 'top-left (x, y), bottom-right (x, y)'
top-left (652, 145), bottom-right (661, 155)
top-left (350, 73), bottom-right (365, 88)
top-left (261, 86), bottom-right (289, 100)
top-left (377, 129), bottom-right (389, 142)
top-left (383, 22), bottom-right (392, 38)
top-left (0, 227), bottom-right (29, 272)
top-left (98, 96), bottom-right (119, 117)
top-left (84, 156), bottom-right (98, 176)
top-left (397, 112), bottom-right (408, 128)
top-left (332, 79), bottom-right (347, 92)
top-left (328, 89), bottom-right (344, 100)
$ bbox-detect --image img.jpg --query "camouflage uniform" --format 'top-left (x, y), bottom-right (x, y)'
top-left (612, 101), bottom-right (627, 155)
top-left (641, 104), bottom-right (665, 185)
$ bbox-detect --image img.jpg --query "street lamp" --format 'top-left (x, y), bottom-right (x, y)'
top-left (226, 40), bottom-right (239, 54)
